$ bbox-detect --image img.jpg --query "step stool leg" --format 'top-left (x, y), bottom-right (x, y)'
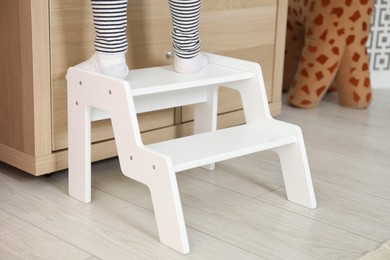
top-left (148, 166), bottom-right (190, 254)
top-left (193, 87), bottom-right (218, 171)
top-left (68, 101), bottom-right (92, 203)
top-left (273, 136), bottom-right (317, 209)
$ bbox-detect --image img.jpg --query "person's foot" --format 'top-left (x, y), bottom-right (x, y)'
top-left (75, 52), bottom-right (129, 79)
top-left (174, 53), bottom-right (208, 73)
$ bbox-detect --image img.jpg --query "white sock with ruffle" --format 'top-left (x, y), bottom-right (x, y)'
top-left (75, 52), bottom-right (129, 79)
top-left (174, 53), bottom-right (208, 74)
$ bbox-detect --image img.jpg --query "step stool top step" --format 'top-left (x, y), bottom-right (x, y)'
top-left (147, 124), bottom-right (297, 172)
top-left (126, 64), bottom-right (253, 96)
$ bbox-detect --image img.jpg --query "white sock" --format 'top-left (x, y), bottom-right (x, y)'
top-left (75, 52), bottom-right (129, 79)
top-left (174, 53), bottom-right (208, 74)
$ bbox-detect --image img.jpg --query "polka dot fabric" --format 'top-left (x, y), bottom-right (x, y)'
top-left (283, 0), bottom-right (375, 109)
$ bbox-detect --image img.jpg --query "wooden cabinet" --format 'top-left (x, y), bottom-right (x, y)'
top-left (0, 0), bottom-right (287, 176)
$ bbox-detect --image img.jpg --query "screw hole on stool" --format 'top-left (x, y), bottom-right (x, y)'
top-left (130, 156), bottom-right (133, 160)
top-left (75, 101), bottom-right (79, 106)
top-left (109, 90), bottom-right (112, 95)
top-left (79, 81), bottom-right (82, 86)
top-left (152, 165), bottom-right (156, 170)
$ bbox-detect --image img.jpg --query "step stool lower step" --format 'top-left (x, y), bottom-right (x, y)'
top-left (147, 124), bottom-right (297, 172)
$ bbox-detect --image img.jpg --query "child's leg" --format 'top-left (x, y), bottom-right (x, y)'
top-left (76, 0), bottom-right (129, 79)
top-left (169, 0), bottom-right (208, 73)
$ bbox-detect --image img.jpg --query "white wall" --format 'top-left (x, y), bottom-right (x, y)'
top-left (367, 0), bottom-right (390, 89)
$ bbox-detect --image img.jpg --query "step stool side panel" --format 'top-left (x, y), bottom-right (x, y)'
top-left (271, 123), bottom-right (317, 209)
top-left (205, 55), bottom-right (317, 209)
top-left (261, 119), bottom-right (316, 209)
top-left (147, 160), bottom-right (190, 254)
top-left (67, 68), bottom-right (190, 253)
top-left (87, 73), bottom-right (190, 254)
top-left (110, 125), bottom-right (190, 253)
top-left (67, 69), bottom-right (92, 203)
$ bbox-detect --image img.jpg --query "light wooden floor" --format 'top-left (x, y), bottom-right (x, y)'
top-left (1, 90), bottom-right (389, 260)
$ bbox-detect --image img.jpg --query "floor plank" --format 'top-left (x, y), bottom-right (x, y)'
top-left (0, 209), bottom-right (91, 260)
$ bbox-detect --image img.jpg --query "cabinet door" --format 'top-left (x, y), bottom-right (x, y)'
top-left (50, 0), bottom-right (177, 151)
top-left (182, 0), bottom-right (279, 126)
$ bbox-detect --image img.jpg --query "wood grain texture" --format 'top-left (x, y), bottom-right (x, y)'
top-left (30, 0), bottom-right (51, 156)
top-left (0, 0), bottom-right (34, 154)
top-left (0, 0), bottom-right (51, 156)
top-left (271, 0), bottom-right (288, 104)
top-left (0, 209), bottom-right (91, 259)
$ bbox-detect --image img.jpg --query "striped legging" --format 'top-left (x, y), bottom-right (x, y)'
top-left (91, 0), bottom-right (202, 59)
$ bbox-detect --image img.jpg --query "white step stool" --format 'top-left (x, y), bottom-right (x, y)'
top-left (67, 53), bottom-right (316, 254)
